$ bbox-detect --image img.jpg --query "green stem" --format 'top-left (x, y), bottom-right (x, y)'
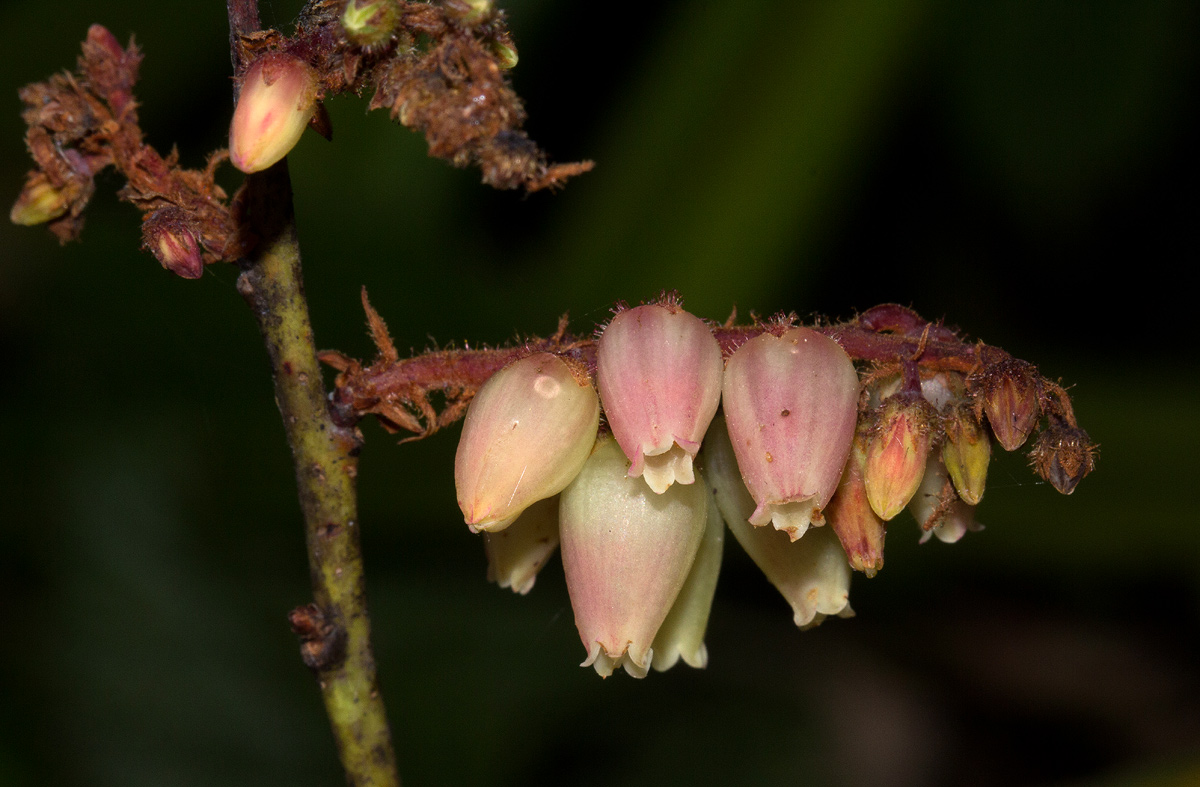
top-left (235, 162), bottom-right (400, 785)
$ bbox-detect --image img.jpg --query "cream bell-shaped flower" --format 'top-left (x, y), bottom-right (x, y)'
top-left (229, 53), bottom-right (319, 173)
top-left (596, 303), bottom-right (723, 494)
top-left (908, 456), bottom-right (983, 544)
top-left (560, 438), bottom-right (707, 678)
top-left (455, 353), bottom-right (599, 533)
top-left (651, 485), bottom-right (724, 671)
top-left (483, 496), bottom-right (560, 595)
top-left (721, 327), bottom-right (860, 540)
top-left (701, 416), bottom-right (853, 628)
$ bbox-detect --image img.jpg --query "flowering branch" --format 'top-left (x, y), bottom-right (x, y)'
top-left (321, 299), bottom-right (1095, 499)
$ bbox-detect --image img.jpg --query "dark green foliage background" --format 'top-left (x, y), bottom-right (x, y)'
top-left (1, 1), bottom-right (1197, 785)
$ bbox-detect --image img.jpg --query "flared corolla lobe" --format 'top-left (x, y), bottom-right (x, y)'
top-left (701, 416), bottom-right (853, 627)
top-left (596, 303), bottom-right (723, 494)
top-left (229, 53), bottom-right (319, 173)
top-left (483, 496), bottom-right (560, 595)
top-left (651, 486), bottom-right (724, 671)
top-left (455, 352), bottom-right (600, 533)
top-left (560, 438), bottom-right (707, 678)
top-left (721, 327), bottom-right (860, 540)
top-left (908, 456), bottom-right (982, 544)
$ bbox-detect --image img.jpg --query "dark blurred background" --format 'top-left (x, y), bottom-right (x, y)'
top-left (1, 0), bottom-right (1197, 785)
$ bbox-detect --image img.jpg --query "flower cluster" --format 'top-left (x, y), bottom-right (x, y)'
top-left (443, 296), bottom-right (1095, 678)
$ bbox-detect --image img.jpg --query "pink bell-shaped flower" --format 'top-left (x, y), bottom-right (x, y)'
top-left (596, 302), bottom-right (723, 494)
top-left (560, 438), bottom-right (707, 678)
top-left (483, 496), bottom-right (560, 595)
top-left (229, 53), bottom-right (319, 173)
top-left (455, 353), bottom-right (600, 533)
top-left (650, 487), bottom-right (724, 671)
top-left (721, 327), bottom-right (860, 540)
top-left (701, 416), bottom-right (853, 627)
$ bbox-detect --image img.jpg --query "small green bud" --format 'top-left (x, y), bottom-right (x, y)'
top-left (491, 39), bottom-right (518, 70)
top-left (341, 0), bottom-right (400, 49)
top-left (10, 176), bottom-right (70, 226)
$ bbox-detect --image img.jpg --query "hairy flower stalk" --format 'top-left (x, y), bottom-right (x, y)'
top-left (596, 300), bottom-right (723, 494)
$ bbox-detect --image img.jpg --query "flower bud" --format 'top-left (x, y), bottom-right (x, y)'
top-left (483, 496), bottom-right (559, 595)
top-left (721, 327), bottom-right (860, 540)
top-left (825, 432), bottom-right (885, 577)
top-left (651, 486), bottom-right (724, 671)
top-left (941, 403), bottom-right (990, 505)
top-left (701, 416), bottom-right (853, 628)
top-left (1028, 420), bottom-right (1096, 495)
top-left (862, 394), bottom-right (936, 521)
top-left (142, 207), bottom-right (204, 279)
top-left (908, 456), bottom-right (982, 544)
top-left (229, 53), bottom-right (319, 174)
top-left (597, 302), bottom-right (723, 494)
top-left (975, 358), bottom-right (1041, 452)
top-left (10, 175), bottom-right (71, 226)
top-left (491, 39), bottom-right (519, 70)
top-left (444, 0), bottom-right (493, 25)
top-left (341, 0), bottom-right (399, 49)
top-left (455, 352), bottom-right (600, 533)
top-left (560, 438), bottom-right (707, 678)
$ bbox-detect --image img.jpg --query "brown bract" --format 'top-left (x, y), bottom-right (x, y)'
top-left (16, 25), bottom-right (243, 261)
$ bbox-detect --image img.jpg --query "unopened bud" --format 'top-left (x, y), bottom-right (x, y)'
top-left (455, 352), bottom-right (600, 532)
top-left (721, 327), bottom-right (860, 540)
top-left (975, 358), bottom-right (1041, 452)
top-left (483, 496), bottom-right (559, 595)
top-left (560, 438), bottom-right (707, 678)
top-left (444, 0), bottom-right (493, 25)
top-left (941, 403), bottom-right (990, 505)
top-left (10, 176), bottom-right (70, 226)
top-left (229, 53), bottom-right (319, 173)
top-left (651, 486), bottom-right (724, 671)
top-left (341, 0), bottom-right (399, 49)
top-left (908, 456), bottom-right (982, 544)
top-left (825, 432), bottom-right (885, 577)
top-left (142, 208), bottom-right (204, 279)
top-left (491, 39), bottom-right (518, 70)
top-left (597, 302), bottom-right (723, 494)
top-left (863, 394), bottom-right (936, 521)
top-left (1029, 420), bottom-right (1096, 495)
top-left (701, 416), bottom-right (853, 628)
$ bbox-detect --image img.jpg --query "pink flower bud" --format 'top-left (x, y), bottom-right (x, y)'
top-left (142, 208), bottom-right (204, 279)
top-left (560, 438), bottom-right (707, 678)
top-left (651, 486), bottom-right (724, 671)
top-left (825, 433), bottom-right (886, 577)
top-left (483, 496), bottom-right (559, 595)
top-left (862, 394), bottom-right (936, 521)
top-left (701, 416), bottom-right (853, 627)
top-left (455, 353), bottom-right (600, 533)
top-left (721, 327), bottom-right (860, 540)
top-left (596, 302), bottom-right (723, 494)
top-left (229, 53), bottom-right (319, 173)
top-left (908, 456), bottom-right (982, 544)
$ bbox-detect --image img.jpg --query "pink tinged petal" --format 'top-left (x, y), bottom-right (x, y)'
top-left (560, 438), bottom-right (707, 678)
top-left (862, 396), bottom-right (935, 521)
top-left (483, 496), bottom-right (560, 595)
top-left (597, 303), bottom-right (723, 494)
top-left (908, 456), bottom-right (983, 544)
top-left (455, 353), bottom-right (600, 533)
top-left (229, 53), bottom-right (319, 173)
top-left (701, 416), bottom-right (853, 628)
top-left (651, 485), bottom-right (725, 672)
top-left (721, 327), bottom-right (860, 540)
